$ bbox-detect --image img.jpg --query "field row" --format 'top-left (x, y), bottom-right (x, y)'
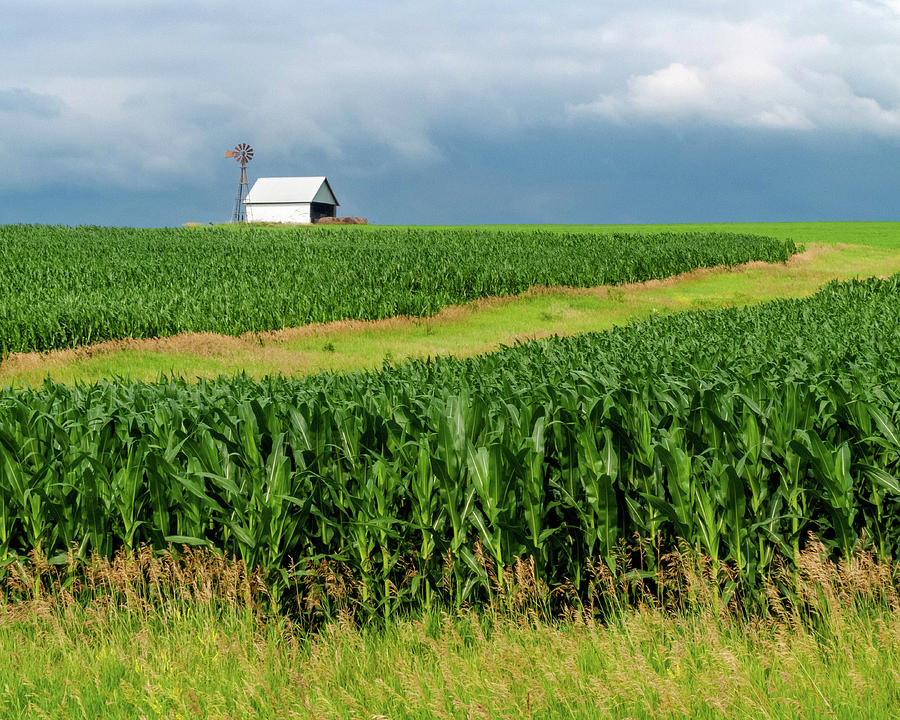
top-left (0, 225), bottom-right (796, 354)
top-left (1, 274), bottom-right (897, 616)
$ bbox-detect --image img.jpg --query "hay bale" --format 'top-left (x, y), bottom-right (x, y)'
top-left (315, 217), bottom-right (369, 225)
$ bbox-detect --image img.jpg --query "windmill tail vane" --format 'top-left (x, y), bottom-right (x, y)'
top-left (227, 143), bottom-right (253, 222)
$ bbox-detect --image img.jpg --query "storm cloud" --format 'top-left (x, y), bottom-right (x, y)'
top-left (1, 0), bottom-right (899, 224)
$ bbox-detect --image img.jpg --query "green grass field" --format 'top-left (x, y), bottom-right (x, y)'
top-left (3, 536), bottom-right (899, 719)
top-left (4, 598), bottom-right (898, 719)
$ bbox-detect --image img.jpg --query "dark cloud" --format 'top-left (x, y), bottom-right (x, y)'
top-left (0, 1), bottom-right (899, 224)
top-left (4, 123), bottom-right (899, 226)
top-left (0, 88), bottom-right (63, 117)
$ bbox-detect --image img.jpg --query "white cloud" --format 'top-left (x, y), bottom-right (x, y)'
top-left (753, 106), bottom-right (814, 130)
top-left (629, 63), bottom-right (709, 114)
top-left (1, 1), bottom-right (900, 192)
top-left (567, 8), bottom-right (900, 134)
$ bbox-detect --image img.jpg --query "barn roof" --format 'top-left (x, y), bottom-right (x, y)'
top-left (245, 177), bottom-right (339, 205)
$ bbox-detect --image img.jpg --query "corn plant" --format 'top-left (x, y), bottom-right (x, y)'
top-left (0, 224), bottom-right (797, 354)
top-left (0, 274), bottom-right (897, 618)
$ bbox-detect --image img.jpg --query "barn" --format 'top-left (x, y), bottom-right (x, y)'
top-left (244, 177), bottom-right (339, 224)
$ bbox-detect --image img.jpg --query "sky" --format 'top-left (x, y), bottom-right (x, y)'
top-left (1, 0), bottom-right (900, 226)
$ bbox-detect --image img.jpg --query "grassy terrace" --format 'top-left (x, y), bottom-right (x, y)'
top-left (2, 221), bottom-right (898, 386)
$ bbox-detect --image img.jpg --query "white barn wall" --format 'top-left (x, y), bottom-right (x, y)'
top-left (246, 202), bottom-right (311, 224)
top-left (243, 177), bottom-right (339, 224)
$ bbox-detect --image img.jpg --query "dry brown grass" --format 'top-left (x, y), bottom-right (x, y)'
top-left (0, 546), bottom-right (268, 621)
top-left (3, 534), bottom-right (897, 632)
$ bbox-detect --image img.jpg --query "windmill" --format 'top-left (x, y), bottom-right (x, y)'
top-left (225, 143), bottom-right (254, 222)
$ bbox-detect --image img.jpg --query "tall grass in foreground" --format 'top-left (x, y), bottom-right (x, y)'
top-left (0, 224), bottom-right (796, 353)
top-left (1, 544), bottom-right (898, 719)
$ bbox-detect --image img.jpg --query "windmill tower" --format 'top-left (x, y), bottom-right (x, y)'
top-left (225, 143), bottom-right (254, 222)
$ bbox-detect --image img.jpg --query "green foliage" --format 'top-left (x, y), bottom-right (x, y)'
top-left (5, 600), bottom-right (900, 719)
top-left (0, 275), bottom-right (898, 616)
top-left (0, 224), bottom-right (796, 354)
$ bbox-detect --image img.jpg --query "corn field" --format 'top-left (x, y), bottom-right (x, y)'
top-left (1, 275), bottom-right (897, 617)
top-left (0, 225), bottom-right (796, 354)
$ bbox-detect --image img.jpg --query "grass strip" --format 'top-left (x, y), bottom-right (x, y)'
top-left (4, 240), bottom-right (898, 386)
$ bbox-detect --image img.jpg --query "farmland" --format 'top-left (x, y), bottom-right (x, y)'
top-left (1, 222), bottom-right (899, 718)
top-left (0, 224), bottom-right (795, 354)
top-left (4, 222), bottom-right (900, 387)
top-left (2, 273), bottom-right (898, 615)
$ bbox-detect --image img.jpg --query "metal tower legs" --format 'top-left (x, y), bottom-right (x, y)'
top-left (231, 164), bottom-right (249, 223)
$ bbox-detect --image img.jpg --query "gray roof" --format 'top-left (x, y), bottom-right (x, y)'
top-left (245, 176), bottom-right (339, 205)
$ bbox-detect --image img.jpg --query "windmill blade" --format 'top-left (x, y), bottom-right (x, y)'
top-left (233, 143), bottom-right (253, 162)
top-left (227, 142), bottom-right (253, 222)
